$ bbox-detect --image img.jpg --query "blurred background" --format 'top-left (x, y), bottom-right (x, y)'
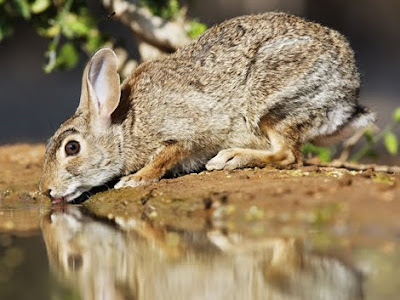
top-left (0, 0), bottom-right (399, 164)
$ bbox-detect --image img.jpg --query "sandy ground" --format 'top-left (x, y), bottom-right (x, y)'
top-left (1, 143), bottom-right (399, 240)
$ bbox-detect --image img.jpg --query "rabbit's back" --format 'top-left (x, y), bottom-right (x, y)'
top-left (179, 13), bottom-right (360, 138)
top-left (128, 12), bottom-right (362, 157)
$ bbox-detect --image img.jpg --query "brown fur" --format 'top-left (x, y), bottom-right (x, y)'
top-left (40, 12), bottom-right (375, 201)
top-left (117, 142), bottom-right (188, 186)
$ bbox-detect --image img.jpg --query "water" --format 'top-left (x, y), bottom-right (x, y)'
top-left (1, 204), bottom-right (400, 300)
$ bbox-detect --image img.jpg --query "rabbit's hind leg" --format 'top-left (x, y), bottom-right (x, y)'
top-left (206, 132), bottom-right (301, 171)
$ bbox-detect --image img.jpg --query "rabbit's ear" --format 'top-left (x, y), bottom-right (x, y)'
top-left (78, 48), bottom-right (120, 130)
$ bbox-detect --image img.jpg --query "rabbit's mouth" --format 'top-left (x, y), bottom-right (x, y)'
top-left (64, 191), bottom-right (86, 203)
top-left (51, 191), bottom-right (84, 204)
top-left (51, 197), bottom-right (64, 204)
top-left (50, 189), bottom-right (90, 204)
top-left (52, 179), bottom-right (119, 204)
top-left (50, 178), bottom-right (120, 204)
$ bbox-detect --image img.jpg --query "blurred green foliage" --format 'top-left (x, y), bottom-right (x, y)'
top-left (140, 0), bottom-right (207, 38)
top-left (384, 132), bottom-right (398, 155)
top-left (0, 0), bottom-right (207, 73)
top-left (351, 107), bottom-right (400, 161)
top-left (140, 0), bottom-right (181, 20)
top-left (302, 143), bottom-right (333, 163)
top-left (303, 107), bottom-right (400, 162)
top-left (187, 19), bottom-right (207, 38)
top-left (0, 0), bottom-right (107, 72)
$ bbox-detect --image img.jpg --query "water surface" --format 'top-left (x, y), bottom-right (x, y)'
top-left (1, 202), bottom-right (400, 300)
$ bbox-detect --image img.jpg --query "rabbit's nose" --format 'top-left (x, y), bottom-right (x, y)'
top-left (42, 189), bottom-right (52, 199)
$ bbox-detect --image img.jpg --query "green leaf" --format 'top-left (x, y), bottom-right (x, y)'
top-left (140, 0), bottom-right (181, 20)
top-left (61, 13), bottom-right (90, 38)
top-left (85, 29), bottom-right (105, 53)
top-left (31, 0), bottom-right (50, 14)
top-left (56, 42), bottom-right (79, 70)
top-left (161, 0), bottom-right (179, 19)
top-left (37, 24), bottom-right (60, 37)
top-left (187, 20), bottom-right (207, 39)
top-left (13, 0), bottom-right (31, 19)
top-left (384, 131), bottom-right (398, 155)
top-left (301, 143), bottom-right (333, 163)
top-left (364, 129), bottom-right (374, 144)
top-left (393, 107), bottom-right (400, 123)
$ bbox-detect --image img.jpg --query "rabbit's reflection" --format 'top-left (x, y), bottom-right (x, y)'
top-left (41, 206), bottom-right (363, 300)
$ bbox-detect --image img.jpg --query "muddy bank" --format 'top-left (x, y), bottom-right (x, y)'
top-left (0, 144), bottom-right (49, 235)
top-left (1, 143), bottom-right (399, 241)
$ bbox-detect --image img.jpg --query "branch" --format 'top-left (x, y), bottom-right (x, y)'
top-left (101, 0), bottom-right (191, 53)
top-left (305, 159), bottom-right (400, 173)
top-left (136, 37), bottom-right (167, 61)
top-left (337, 124), bottom-right (379, 162)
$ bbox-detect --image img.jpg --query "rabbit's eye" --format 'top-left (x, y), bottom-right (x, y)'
top-left (65, 141), bottom-right (80, 156)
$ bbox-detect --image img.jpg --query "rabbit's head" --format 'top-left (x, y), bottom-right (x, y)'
top-left (40, 48), bottom-right (123, 202)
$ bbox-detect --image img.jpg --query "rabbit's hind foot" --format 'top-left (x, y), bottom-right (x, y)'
top-left (205, 147), bottom-right (298, 171)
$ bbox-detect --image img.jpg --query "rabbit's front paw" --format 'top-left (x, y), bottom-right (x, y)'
top-left (206, 149), bottom-right (251, 171)
top-left (115, 175), bottom-right (152, 189)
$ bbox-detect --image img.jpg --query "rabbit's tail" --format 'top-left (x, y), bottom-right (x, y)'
top-left (348, 105), bottom-right (376, 130)
top-left (312, 105), bottom-right (376, 146)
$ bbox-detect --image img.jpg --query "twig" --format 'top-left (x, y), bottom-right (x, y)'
top-left (305, 159), bottom-right (400, 173)
top-left (137, 37), bottom-right (167, 61)
top-left (337, 124), bottom-right (379, 162)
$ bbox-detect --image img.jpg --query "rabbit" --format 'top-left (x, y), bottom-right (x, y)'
top-left (39, 12), bottom-right (375, 203)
